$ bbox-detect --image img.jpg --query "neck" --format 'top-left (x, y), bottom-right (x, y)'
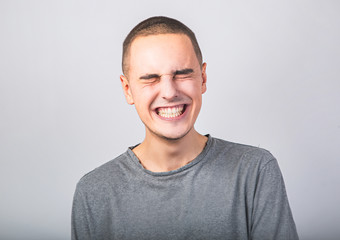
top-left (133, 129), bottom-right (208, 172)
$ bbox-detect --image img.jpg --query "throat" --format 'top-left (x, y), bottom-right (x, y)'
top-left (132, 131), bottom-right (208, 172)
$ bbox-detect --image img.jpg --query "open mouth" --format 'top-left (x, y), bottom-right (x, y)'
top-left (156, 104), bottom-right (187, 119)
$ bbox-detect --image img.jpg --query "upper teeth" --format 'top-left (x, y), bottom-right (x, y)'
top-left (157, 105), bottom-right (184, 118)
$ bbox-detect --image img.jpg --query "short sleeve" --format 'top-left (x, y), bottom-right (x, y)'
top-left (251, 159), bottom-right (299, 240)
top-left (71, 185), bottom-right (92, 240)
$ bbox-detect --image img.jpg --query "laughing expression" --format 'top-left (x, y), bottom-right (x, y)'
top-left (121, 33), bottom-right (207, 141)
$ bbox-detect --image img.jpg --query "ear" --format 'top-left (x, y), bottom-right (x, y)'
top-left (201, 62), bottom-right (207, 94)
top-left (120, 75), bottom-right (134, 105)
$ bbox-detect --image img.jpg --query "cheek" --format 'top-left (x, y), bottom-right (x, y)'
top-left (179, 81), bottom-right (203, 97)
top-left (131, 87), bottom-right (155, 109)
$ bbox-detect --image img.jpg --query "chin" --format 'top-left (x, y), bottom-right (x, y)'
top-left (148, 126), bottom-right (193, 142)
top-left (160, 134), bottom-right (185, 141)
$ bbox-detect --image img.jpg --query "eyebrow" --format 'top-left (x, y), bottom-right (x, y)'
top-left (174, 68), bottom-right (194, 75)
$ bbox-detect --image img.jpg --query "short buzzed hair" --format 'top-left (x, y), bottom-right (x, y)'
top-left (122, 16), bottom-right (203, 75)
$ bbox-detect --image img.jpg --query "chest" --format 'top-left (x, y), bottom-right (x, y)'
top-left (94, 173), bottom-right (253, 240)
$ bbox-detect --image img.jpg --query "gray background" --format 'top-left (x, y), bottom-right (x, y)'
top-left (1, 0), bottom-right (339, 239)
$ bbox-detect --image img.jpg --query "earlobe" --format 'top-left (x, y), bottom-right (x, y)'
top-left (120, 75), bottom-right (134, 105)
top-left (201, 62), bottom-right (207, 94)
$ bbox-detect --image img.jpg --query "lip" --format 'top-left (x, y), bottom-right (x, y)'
top-left (154, 104), bottom-right (189, 121)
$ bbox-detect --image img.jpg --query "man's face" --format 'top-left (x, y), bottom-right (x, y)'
top-left (121, 33), bottom-right (207, 141)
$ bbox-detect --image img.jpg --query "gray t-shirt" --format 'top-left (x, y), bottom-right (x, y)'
top-left (72, 136), bottom-right (298, 240)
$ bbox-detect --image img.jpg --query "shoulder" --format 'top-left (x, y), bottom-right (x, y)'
top-left (208, 137), bottom-right (285, 196)
top-left (75, 151), bottom-right (132, 195)
top-left (209, 137), bottom-right (276, 172)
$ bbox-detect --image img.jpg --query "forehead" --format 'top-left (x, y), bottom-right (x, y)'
top-left (128, 34), bottom-right (199, 75)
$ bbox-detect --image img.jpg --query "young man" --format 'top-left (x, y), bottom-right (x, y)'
top-left (72, 16), bottom-right (299, 240)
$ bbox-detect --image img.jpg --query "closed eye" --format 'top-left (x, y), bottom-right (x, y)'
top-left (140, 74), bottom-right (160, 80)
top-left (174, 73), bottom-right (192, 80)
top-left (139, 74), bottom-right (161, 85)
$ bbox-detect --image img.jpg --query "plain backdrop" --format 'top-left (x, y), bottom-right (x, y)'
top-left (1, 0), bottom-right (339, 239)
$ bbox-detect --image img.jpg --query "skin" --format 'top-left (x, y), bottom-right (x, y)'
top-left (120, 33), bottom-right (208, 172)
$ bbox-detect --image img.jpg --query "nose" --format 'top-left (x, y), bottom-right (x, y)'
top-left (160, 75), bottom-right (178, 100)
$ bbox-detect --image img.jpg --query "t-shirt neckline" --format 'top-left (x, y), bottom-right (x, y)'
top-left (127, 134), bottom-right (213, 177)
